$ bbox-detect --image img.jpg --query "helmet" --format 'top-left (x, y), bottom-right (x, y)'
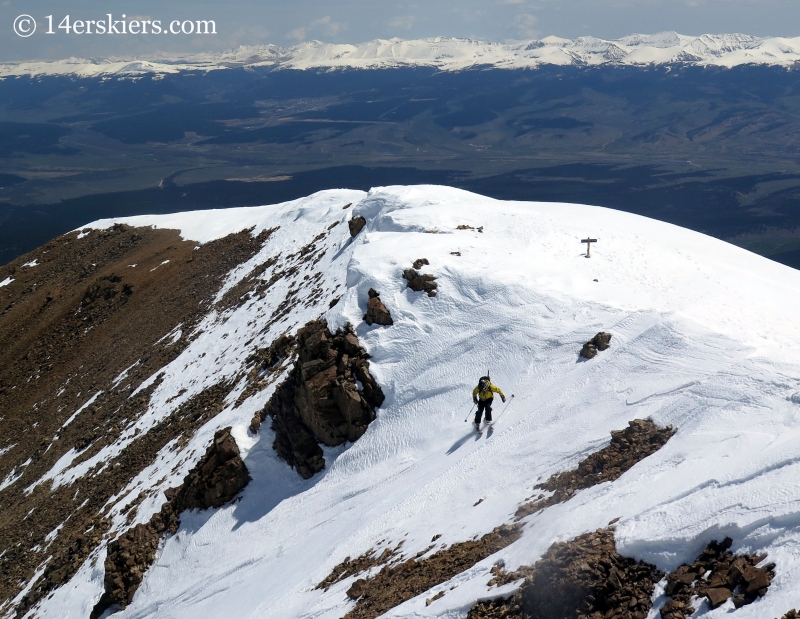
top-left (478, 377), bottom-right (489, 390)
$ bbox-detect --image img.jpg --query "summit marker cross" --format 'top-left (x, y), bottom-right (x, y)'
top-left (581, 237), bottom-right (597, 258)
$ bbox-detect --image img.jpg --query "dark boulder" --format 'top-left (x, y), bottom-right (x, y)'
top-left (402, 264), bottom-right (438, 297)
top-left (365, 290), bottom-right (394, 326)
top-left (580, 331), bottom-right (612, 359)
top-left (349, 216), bottom-right (367, 237)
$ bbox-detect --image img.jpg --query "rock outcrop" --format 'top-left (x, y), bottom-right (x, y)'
top-left (90, 428), bottom-right (250, 619)
top-left (402, 258), bottom-right (438, 297)
top-left (471, 527), bottom-right (662, 619)
top-left (659, 538), bottom-right (775, 618)
top-left (519, 527), bottom-right (662, 619)
top-left (349, 216), bottom-right (367, 237)
top-left (580, 331), bottom-right (612, 359)
top-left (364, 288), bottom-right (394, 326)
top-left (516, 419), bottom-right (675, 519)
top-left (342, 524), bottom-right (521, 619)
top-left (256, 320), bottom-right (384, 478)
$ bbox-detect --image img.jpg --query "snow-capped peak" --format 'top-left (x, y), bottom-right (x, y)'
top-left (3, 186), bottom-right (800, 618)
top-left (2, 32), bottom-right (800, 78)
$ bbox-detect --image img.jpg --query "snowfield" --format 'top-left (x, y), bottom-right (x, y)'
top-left (29, 186), bottom-right (800, 619)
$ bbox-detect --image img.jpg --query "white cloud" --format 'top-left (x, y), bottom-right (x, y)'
top-left (229, 25), bottom-right (271, 46)
top-left (287, 27), bottom-right (307, 42)
top-left (312, 15), bottom-right (347, 37)
top-left (288, 15), bottom-right (347, 42)
top-left (389, 15), bottom-right (416, 30)
top-left (514, 12), bottom-right (539, 38)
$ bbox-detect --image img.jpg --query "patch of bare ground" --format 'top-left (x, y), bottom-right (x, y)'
top-left (12, 380), bottom-right (237, 617)
top-left (470, 527), bottom-right (662, 619)
top-left (659, 537), bottom-right (775, 617)
top-left (90, 427), bottom-right (250, 619)
top-left (341, 524), bottom-right (521, 619)
top-left (0, 223), bottom-right (270, 615)
top-left (316, 543), bottom-right (404, 591)
top-left (516, 419), bottom-right (675, 520)
top-left (234, 333), bottom-right (297, 408)
top-left (252, 319), bottom-right (384, 479)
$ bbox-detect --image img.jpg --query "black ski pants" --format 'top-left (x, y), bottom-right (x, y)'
top-left (474, 398), bottom-right (493, 425)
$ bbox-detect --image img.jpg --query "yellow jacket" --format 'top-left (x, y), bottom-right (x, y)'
top-left (473, 382), bottom-right (505, 401)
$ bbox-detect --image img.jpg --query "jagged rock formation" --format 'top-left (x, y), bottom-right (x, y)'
top-left (516, 419), bottom-right (675, 519)
top-left (342, 524), bottom-right (521, 619)
top-left (519, 527), bottom-right (662, 619)
top-left (90, 428), bottom-right (250, 619)
top-left (254, 320), bottom-right (384, 478)
top-left (364, 288), bottom-right (394, 326)
top-left (470, 527), bottom-right (662, 619)
top-left (580, 332), bottom-right (612, 359)
top-left (659, 538), bottom-right (775, 617)
top-left (778, 611), bottom-right (798, 619)
top-left (402, 258), bottom-right (438, 297)
top-left (349, 216), bottom-right (367, 237)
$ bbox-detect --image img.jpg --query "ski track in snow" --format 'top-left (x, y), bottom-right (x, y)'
top-left (29, 186), bottom-right (800, 619)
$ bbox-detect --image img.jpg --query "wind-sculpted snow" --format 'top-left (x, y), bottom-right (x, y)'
top-left (4, 32), bottom-right (800, 77)
top-left (22, 185), bottom-right (800, 619)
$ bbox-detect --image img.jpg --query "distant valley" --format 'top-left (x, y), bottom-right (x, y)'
top-left (2, 57), bottom-right (800, 267)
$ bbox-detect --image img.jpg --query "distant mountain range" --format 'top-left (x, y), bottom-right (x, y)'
top-left (3, 32), bottom-right (800, 77)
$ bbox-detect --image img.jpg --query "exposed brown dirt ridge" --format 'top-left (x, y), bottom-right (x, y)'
top-left (0, 223), bottom-right (271, 615)
top-left (342, 525), bottom-right (521, 619)
top-left (91, 427), bottom-right (250, 619)
top-left (516, 419), bottom-right (676, 520)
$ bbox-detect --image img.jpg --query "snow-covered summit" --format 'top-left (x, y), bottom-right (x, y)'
top-left (3, 32), bottom-right (800, 78)
top-left (3, 186), bottom-right (800, 618)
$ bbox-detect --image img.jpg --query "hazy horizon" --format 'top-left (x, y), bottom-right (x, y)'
top-left (2, 0), bottom-right (798, 62)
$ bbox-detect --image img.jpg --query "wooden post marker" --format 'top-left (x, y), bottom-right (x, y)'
top-left (581, 237), bottom-right (597, 258)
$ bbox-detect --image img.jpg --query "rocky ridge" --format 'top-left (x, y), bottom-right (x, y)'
top-left (0, 222), bottom-right (272, 616)
top-left (659, 537), bottom-right (775, 617)
top-left (342, 525), bottom-right (522, 619)
top-left (90, 427), bottom-right (250, 619)
top-left (516, 419), bottom-right (675, 519)
top-left (470, 527), bottom-right (662, 619)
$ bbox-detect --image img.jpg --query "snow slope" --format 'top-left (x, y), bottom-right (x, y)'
top-left (3, 33), bottom-right (800, 78)
top-left (29, 186), bottom-right (800, 619)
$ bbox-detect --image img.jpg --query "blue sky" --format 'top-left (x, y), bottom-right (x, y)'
top-left (2, 0), bottom-right (798, 61)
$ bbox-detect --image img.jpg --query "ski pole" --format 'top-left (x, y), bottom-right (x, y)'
top-left (463, 401), bottom-right (477, 422)
top-left (493, 394), bottom-right (515, 423)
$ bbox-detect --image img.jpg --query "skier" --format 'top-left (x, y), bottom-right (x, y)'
top-left (472, 376), bottom-right (506, 431)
